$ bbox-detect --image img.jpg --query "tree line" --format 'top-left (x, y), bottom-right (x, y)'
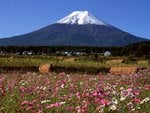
top-left (0, 41), bottom-right (149, 57)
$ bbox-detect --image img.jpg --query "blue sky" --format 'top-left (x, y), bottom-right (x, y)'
top-left (0, 0), bottom-right (150, 39)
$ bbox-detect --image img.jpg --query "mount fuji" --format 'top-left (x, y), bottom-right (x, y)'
top-left (0, 11), bottom-right (148, 46)
top-left (57, 11), bottom-right (108, 26)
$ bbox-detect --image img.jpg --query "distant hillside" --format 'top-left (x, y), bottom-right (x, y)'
top-left (125, 41), bottom-right (150, 47)
top-left (124, 41), bottom-right (150, 57)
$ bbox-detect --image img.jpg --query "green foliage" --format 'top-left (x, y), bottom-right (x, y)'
top-left (0, 41), bottom-right (149, 57)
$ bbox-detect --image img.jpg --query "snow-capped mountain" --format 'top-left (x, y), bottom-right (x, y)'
top-left (57, 11), bottom-right (108, 25)
top-left (0, 11), bottom-right (148, 46)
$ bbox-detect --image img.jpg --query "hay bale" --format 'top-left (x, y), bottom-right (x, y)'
top-left (39, 64), bottom-right (52, 74)
top-left (106, 59), bottom-right (124, 64)
top-left (110, 66), bottom-right (138, 74)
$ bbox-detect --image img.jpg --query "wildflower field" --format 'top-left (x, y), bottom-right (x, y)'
top-left (0, 68), bottom-right (150, 113)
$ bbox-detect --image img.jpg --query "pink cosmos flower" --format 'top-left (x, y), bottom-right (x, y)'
top-left (21, 100), bottom-right (29, 105)
top-left (46, 102), bottom-right (65, 109)
top-left (100, 99), bottom-right (110, 106)
top-left (58, 72), bottom-right (66, 76)
top-left (132, 98), bottom-right (141, 103)
top-left (127, 88), bottom-right (132, 92)
top-left (1, 85), bottom-right (6, 96)
top-left (144, 84), bottom-right (150, 90)
top-left (37, 109), bottom-right (43, 113)
top-left (46, 102), bottom-right (60, 109)
top-left (76, 92), bottom-right (81, 100)
top-left (132, 90), bottom-right (139, 96)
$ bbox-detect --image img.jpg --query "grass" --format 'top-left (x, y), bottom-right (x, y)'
top-left (0, 55), bottom-right (149, 74)
top-left (0, 55), bottom-right (149, 68)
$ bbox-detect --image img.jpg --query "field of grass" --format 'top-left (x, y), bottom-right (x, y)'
top-left (0, 55), bottom-right (149, 73)
top-left (0, 69), bottom-right (150, 113)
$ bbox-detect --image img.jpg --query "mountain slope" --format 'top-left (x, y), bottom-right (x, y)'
top-left (0, 11), bottom-right (148, 47)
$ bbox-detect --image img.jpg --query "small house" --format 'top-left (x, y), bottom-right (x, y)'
top-left (104, 51), bottom-right (111, 56)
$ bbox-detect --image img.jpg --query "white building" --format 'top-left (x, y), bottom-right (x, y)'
top-left (104, 51), bottom-right (111, 56)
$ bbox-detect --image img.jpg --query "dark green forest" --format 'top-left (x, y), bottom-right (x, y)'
top-left (0, 41), bottom-right (149, 57)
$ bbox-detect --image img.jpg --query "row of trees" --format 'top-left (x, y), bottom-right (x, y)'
top-left (0, 41), bottom-right (149, 57)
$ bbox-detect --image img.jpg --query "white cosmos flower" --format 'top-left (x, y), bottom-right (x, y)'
top-left (40, 86), bottom-right (47, 90)
top-left (60, 84), bottom-right (65, 88)
top-left (120, 95), bottom-right (126, 101)
top-left (120, 87), bottom-right (124, 90)
top-left (67, 74), bottom-right (70, 77)
top-left (60, 101), bottom-right (66, 105)
top-left (19, 80), bottom-right (28, 86)
top-left (131, 108), bottom-right (135, 111)
top-left (111, 98), bottom-right (118, 104)
top-left (140, 97), bottom-right (150, 104)
top-left (109, 104), bottom-right (117, 110)
top-left (41, 100), bottom-right (51, 104)
top-left (79, 81), bottom-right (83, 85)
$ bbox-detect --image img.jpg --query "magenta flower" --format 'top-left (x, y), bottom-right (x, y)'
top-left (132, 90), bottom-right (139, 96)
top-left (144, 84), bottom-right (150, 90)
top-left (100, 99), bottom-right (110, 106)
top-left (132, 98), bottom-right (141, 103)
top-left (37, 109), bottom-right (43, 113)
top-left (46, 102), bottom-right (65, 109)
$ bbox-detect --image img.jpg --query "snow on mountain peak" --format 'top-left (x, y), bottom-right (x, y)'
top-left (56, 11), bottom-right (108, 25)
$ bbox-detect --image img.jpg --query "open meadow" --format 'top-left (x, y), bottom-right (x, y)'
top-left (0, 55), bottom-right (149, 73)
top-left (0, 55), bottom-right (150, 113)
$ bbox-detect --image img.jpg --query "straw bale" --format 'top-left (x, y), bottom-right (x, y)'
top-left (110, 66), bottom-right (138, 74)
top-left (39, 64), bottom-right (52, 74)
top-left (106, 59), bottom-right (124, 64)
